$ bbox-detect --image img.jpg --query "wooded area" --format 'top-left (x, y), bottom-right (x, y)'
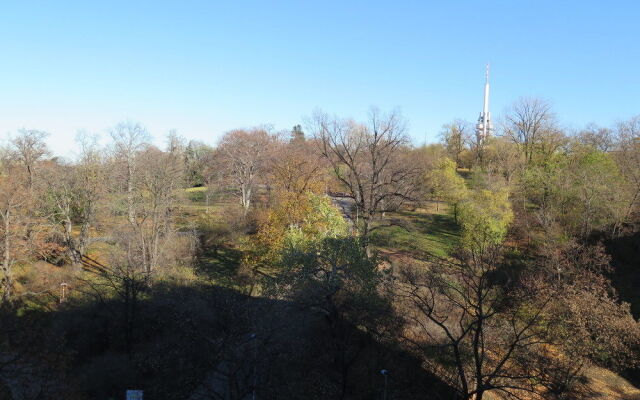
top-left (1, 100), bottom-right (639, 399)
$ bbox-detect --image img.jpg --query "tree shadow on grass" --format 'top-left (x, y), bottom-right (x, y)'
top-left (196, 244), bottom-right (243, 287)
top-left (6, 283), bottom-right (460, 400)
top-left (372, 210), bottom-right (460, 259)
top-left (412, 213), bottom-right (459, 242)
top-left (602, 230), bottom-right (640, 388)
top-left (604, 230), bottom-right (640, 319)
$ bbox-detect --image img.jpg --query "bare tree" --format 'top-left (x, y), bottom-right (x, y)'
top-left (77, 243), bottom-right (148, 356)
top-left (109, 127), bottom-right (185, 274)
top-left (483, 137), bottom-right (524, 184)
top-left (134, 146), bottom-right (184, 273)
top-left (10, 129), bottom-right (50, 189)
top-left (398, 247), bottom-right (554, 400)
top-left (184, 140), bottom-right (215, 188)
top-left (166, 129), bottom-right (186, 155)
top-left (267, 136), bottom-right (327, 200)
top-left (440, 119), bottom-right (470, 168)
top-left (40, 161), bottom-right (105, 267)
top-left (502, 98), bottom-right (564, 165)
top-left (110, 121), bottom-right (150, 225)
top-left (311, 108), bottom-right (419, 241)
top-left (615, 115), bottom-right (640, 219)
top-left (576, 123), bottom-right (615, 152)
top-left (0, 161), bottom-right (29, 302)
top-left (216, 128), bottom-right (273, 216)
top-left (36, 134), bottom-right (105, 267)
top-left (75, 133), bottom-right (106, 258)
top-left (534, 241), bottom-right (640, 372)
top-left (40, 162), bottom-right (83, 266)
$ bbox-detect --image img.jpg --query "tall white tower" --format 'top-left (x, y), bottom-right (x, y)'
top-left (476, 64), bottom-right (493, 143)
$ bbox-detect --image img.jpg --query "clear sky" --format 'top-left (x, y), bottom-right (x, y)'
top-left (0, 1), bottom-right (638, 157)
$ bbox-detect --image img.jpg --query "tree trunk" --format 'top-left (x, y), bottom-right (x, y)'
top-left (127, 161), bottom-right (136, 225)
top-left (78, 220), bottom-right (90, 259)
top-left (64, 217), bottom-right (82, 267)
top-left (1, 212), bottom-right (12, 302)
top-left (242, 184), bottom-right (251, 216)
top-left (26, 164), bottom-right (33, 190)
top-left (453, 203), bottom-right (458, 223)
top-left (150, 219), bottom-right (161, 273)
top-left (139, 229), bottom-right (150, 274)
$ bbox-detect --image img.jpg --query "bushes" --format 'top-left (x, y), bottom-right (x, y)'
top-left (186, 187), bottom-right (206, 202)
top-left (458, 187), bottom-right (513, 252)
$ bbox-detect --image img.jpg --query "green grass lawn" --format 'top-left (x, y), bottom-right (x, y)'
top-left (370, 205), bottom-right (460, 259)
top-left (175, 186), bottom-right (236, 229)
top-left (196, 245), bottom-right (243, 287)
top-left (181, 187), bottom-right (460, 284)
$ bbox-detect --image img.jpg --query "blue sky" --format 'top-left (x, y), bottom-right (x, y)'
top-left (0, 1), bottom-right (638, 157)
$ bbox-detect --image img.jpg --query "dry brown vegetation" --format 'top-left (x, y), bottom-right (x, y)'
top-left (1, 103), bottom-right (640, 399)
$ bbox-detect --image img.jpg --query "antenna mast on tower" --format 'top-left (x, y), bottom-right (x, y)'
top-left (476, 64), bottom-right (493, 143)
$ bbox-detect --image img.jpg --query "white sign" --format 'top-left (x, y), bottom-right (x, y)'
top-left (126, 390), bottom-right (143, 400)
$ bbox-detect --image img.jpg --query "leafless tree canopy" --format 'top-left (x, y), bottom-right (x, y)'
top-left (576, 123), bottom-right (615, 152)
top-left (266, 134), bottom-right (327, 200)
top-left (216, 128), bottom-right (274, 216)
top-left (502, 98), bottom-right (564, 164)
top-left (440, 119), bottom-right (471, 168)
top-left (0, 103), bottom-right (639, 400)
top-left (615, 115), bottom-right (640, 217)
top-left (0, 160), bottom-right (29, 302)
top-left (10, 129), bottom-right (50, 189)
top-left (398, 248), bottom-right (554, 400)
top-left (311, 108), bottom-right (420, 238)
top-left (110, 121), bottom-right (150, 225)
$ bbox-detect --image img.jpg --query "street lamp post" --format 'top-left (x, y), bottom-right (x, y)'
top-left (249, 333), bottom-right (257, 400)
top-left (380, 369), bottom-right (389, 400)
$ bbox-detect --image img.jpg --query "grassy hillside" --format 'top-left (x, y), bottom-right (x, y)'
top-left (370, 203), bottom-right (459, 259)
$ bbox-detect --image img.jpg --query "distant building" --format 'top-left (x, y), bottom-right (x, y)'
top-left (475, 64), bottom-right (493, 143)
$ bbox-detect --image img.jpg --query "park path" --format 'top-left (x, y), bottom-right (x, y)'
top-left (329, 194), bottom-right (355, 231)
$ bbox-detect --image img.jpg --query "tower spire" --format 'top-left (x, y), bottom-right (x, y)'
top-left (476, 64), bottom-right (493, 143)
